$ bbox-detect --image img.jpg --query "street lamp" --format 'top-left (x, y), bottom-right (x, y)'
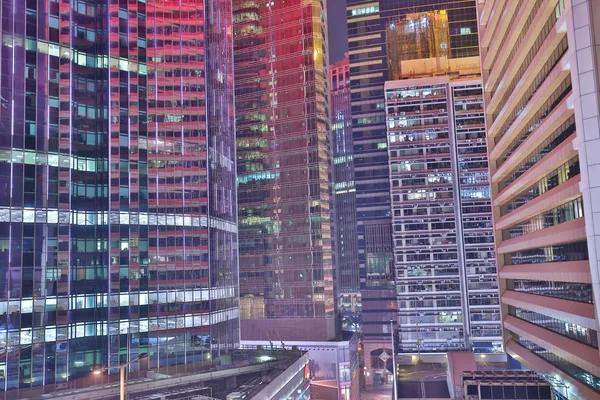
top-left (390, 319), bottom-right (398, 400)
top-left (93, 353), bottom-right (148, 400)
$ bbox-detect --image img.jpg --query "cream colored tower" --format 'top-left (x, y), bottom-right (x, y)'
top-left (477, 0), bottom-right (600, 398)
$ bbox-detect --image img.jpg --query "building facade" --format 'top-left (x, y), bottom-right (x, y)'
top-left (385, 76), bottom-right (501, 354)
top-left (233, 0), bottom-right (335, 340)
top-left (477, 0), bottom-right (600, 398)
top-left (346, 0), bottom-right (480, 377)
top-left (330, 56), bottom-right (361, 332)
top-left (461, 371), bottom-right (553, 400)
top-left (0, 0), bottom-right (239, 391)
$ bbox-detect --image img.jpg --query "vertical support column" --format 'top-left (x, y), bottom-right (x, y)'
top-left (568, 0), bottom-right (600, 348)
top-left (390, 320), bottom-right (398, 400)
top-left (447, 83), bottom-right (472, 350)
top-left (120, 365), bottom-right (125, 400)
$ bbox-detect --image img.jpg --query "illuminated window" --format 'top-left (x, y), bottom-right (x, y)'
top-left (351, 5), bottom-right (379, 16)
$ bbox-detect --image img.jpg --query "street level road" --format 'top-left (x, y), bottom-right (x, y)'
top-left (361, 383), bottom-right (393, 400)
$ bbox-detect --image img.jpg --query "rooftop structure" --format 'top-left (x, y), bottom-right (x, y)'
top-left (32, 349), bottom-right (309, 400)
top-left (242, 332), bottom-right (360, 400)
top-left (461, 371), bottom-right (553, 400)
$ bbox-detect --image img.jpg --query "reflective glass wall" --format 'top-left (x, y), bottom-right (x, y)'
top-left (330, 56), bottom-right (361, 333)
top-left (234, 0), bottom-right (335, 340)
top-left (0, 0), bottom-right (238, 391)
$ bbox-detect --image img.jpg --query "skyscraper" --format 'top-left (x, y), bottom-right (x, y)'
top-left (346, 0), bottom-right (479, 380)
top-left (330, 56), bottom-right (361, 332)
top-left (386, 75), bottom-right (501, 354)
top-left (233, 0), bottom-right (335, 340)
top-left (0, 0), bottom-right (238, 391)
top-left (477, 0), bottom-right (600, 398)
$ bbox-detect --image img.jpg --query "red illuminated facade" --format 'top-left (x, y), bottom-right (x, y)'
top-left (234, 0), bottom-right (335, 340)
top-left (0, 0), bottom-right (238, 391)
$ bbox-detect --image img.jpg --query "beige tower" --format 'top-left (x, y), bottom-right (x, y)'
top-left (477, 1), bottom-right (600, 398)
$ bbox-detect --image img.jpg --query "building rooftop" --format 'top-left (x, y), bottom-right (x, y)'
top-left (35, 349), bottom-right (308, 400)
top-left (461, 370), bottom-right (551, 385)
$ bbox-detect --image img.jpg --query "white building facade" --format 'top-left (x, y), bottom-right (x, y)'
top-left (385, 77), bottom-right (502, 354)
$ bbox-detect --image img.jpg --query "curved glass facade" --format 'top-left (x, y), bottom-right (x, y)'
top-left (0, 0), bottom-right (238, 391)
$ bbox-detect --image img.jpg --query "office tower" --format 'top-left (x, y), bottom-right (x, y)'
top-left (477, 1), bottom-right (600, 399)
top-left (346, 0), bottom-right (479, 380)
top-left (234, 0), bottom-right (335, 340)
top-left (330, 56), bottom-right (361, 332)
top-left (0, 0), bottom-right (238, 391)
top-left (386, 76), bottom-right (501, 354)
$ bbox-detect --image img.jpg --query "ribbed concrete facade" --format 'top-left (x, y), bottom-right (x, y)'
top-left (386, 77), bottom-right (502, 354)
top-left (477, 0), bottom-right (600, 398)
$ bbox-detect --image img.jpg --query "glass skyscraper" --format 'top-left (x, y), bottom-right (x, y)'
top-left (0, 0), bottom-right (238, 391)
top-left (234, 0), bottom-right (336, 341)
top-left (330, 56), bottom-right (361, 332)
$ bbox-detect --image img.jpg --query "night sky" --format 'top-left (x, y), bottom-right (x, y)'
top-left (327, 0), bottom-right (349, 63)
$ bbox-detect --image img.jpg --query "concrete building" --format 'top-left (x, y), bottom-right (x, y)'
top-left (477, 0), bottom-right (600, 398)
top-left (345, 0), bottom-right (480, 384)
top-left (385, 75), bottom-right (502, 355)
top-left (461, 371), bottom-right (553, 400)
